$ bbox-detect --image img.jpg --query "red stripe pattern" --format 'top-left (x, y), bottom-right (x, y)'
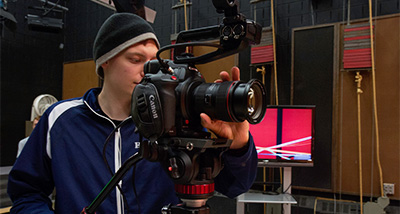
top-left (343, 23), bottom-right (374, 69)
top-left (251, 45), bottom-right (274, 64)
top-left (251, 27), bottom-right (274, 64)
top-left (175, 183), bottom-right (215, 195)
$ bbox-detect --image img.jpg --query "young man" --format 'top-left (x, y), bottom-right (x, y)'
top-left (8, 13), bottom-right (258, 214)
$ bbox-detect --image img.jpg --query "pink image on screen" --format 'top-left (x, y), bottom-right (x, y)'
top-left (280, 109), bottom-right (312, 160)
top-left (249, 108), bottom-right (278, 160)
top-left (250, 107), bottom-right (313, 161)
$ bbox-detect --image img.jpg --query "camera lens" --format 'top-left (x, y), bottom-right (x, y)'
top-left (191, 79), bottom-right (266, 124)
top-left (232, 24), bottom-right (244, 39)
top-left (222, 26), bottom-right (232, 40)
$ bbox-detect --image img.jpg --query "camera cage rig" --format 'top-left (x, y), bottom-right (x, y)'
top-left (82, 1), bottom-right (263, 213)
top-left (168, 0), bottom-right (261, 65)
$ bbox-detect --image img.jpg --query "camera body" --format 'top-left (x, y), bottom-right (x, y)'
top-left (132, 59), bottom-right (207, 142)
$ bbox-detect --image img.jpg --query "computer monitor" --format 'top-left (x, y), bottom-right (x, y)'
top-left (250, 105), bottom-right (315, 167)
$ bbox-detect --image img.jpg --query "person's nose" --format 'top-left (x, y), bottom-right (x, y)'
top-left (140, 68), bottom-right (145, 77)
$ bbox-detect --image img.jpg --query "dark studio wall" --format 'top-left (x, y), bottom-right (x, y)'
top-left (1, 0), bottom-right (65, 166)
top-left (63, 1), bottom-right (114, 63)
top-left (0, 0), bottom-right (113, 166)
top-left (1, 0), bottom-right (399, 194)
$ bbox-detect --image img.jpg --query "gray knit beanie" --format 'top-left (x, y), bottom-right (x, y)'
top-left (93, 13), bottom-right (160, 78)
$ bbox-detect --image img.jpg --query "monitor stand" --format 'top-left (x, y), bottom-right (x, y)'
top-left (236, 167), bottom-right (296, 214)
top-left (282, 167), bottom-right (292, 214)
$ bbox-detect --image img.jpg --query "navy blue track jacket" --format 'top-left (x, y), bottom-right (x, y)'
top-left (7, 87), bottom-right (258, 214)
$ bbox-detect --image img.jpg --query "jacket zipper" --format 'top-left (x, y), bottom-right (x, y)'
top-left (115, 129), bottom-right (124, 214)
top-left (84, 100), bottom-right (130, 214)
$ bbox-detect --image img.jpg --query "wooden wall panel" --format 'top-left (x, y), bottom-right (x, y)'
top-left (334, 15), bottom-right (400, 200)
top-left (63, 60), bottom-right (100, 100)
top-left (374, 16), bottom-right (400, 199)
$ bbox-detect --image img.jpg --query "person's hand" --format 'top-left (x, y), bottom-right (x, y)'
top-left (200, 66), bottom-right (249, 150)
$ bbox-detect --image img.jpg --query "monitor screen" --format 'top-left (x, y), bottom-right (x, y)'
top-left (250, 105), bottom-right (315, 167)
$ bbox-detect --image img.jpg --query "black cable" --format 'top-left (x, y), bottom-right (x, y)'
top-left (102, 121), bottom-right (128, 175)
top-left (132, 164), bottom-right (141, 214)
top-left (283, 182), bottom-right (292, 194)
top-left (155, 42), bottom-right (221, 71)
top-left (131, 134), bottom-right (144, 214)
top-left (102, 119), bottom-right (131, 213)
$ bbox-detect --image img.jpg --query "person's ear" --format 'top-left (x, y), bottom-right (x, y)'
top-left (101, 61), bottom-right (109, 69)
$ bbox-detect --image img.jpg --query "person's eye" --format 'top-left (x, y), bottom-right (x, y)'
top-left (129, 58), bottom-right (141, 63)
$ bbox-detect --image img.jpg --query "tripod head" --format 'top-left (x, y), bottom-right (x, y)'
top-left (157, 137), bottom-right (231, 213)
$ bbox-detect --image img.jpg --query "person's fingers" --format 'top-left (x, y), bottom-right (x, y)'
top-left (231, 66), bottom-right (240, 81)
top-left (215, 67), bottom-right (240, 83)
top-left (200, 113), bottom-right (213, 129)
top-left (219, 71), bottom-right (230, 82)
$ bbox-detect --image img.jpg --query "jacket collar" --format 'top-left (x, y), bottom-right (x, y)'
top-left (83, 87), bottom-right (103, 115)
top-left (83, 87), bottom-right (133, 123)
